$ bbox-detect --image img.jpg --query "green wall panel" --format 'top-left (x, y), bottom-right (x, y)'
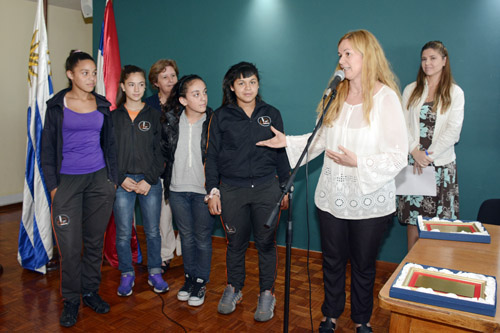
top-left (94, 0), bottom-right (500, 263)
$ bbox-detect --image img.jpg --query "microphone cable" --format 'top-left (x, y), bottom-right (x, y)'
top-left (156, 292), bottom-right (188, 332)
top-left (305, 94), bottom-right (329, 331)
top-left (305, 148), bottom-right (314, 332)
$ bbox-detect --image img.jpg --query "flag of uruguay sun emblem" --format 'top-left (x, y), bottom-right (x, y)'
top-left (28, 30), bottom-right (51, 86)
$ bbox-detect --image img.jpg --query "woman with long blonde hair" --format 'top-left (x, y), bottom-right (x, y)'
top-left (397, 41), bottom-right (464, 251)
top-left (257, 30), bottom-right (408, 332)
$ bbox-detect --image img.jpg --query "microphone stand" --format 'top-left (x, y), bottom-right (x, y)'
top-left (263, 89), bottom-right (338, 333)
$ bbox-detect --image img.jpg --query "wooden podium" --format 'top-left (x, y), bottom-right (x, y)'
top-left (379, 224), bottom-right (500, 332)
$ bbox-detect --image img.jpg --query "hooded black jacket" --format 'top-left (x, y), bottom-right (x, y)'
top-left (160, 107), bottom-right (214, 200)
top-left (41, 88), bottom-right (118, 192)
top-left (205, 101), bottom-right (290, 191)
top-left (112, 104), bottom-right (164, 185)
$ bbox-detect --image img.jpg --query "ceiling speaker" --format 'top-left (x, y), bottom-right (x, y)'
top-left (81, 0), bottom-right (93, 18)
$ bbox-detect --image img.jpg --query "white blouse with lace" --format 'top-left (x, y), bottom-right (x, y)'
top-left (286, 85), bottom-right (408, 219)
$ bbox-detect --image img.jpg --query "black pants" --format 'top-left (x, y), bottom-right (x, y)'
top-left (51, 168), bottom-right (115, 302)
top-left (318, 208), bottom-right (392, 324)
top-left (220, 178), bottom-right (281, 292)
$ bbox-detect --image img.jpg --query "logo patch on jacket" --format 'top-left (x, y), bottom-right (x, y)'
top-left (138, 121), bottom-right (151, 131)
top-left (55, 214), bottom-right (70, 227)
top-left (257, 116), bottom-right (271, 127)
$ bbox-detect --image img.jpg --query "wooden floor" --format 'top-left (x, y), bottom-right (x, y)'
top-left (0, 204), bottom-right (396, 332)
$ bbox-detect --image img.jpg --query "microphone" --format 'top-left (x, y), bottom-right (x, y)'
top-left (323, 70), bottom-right (345, 98)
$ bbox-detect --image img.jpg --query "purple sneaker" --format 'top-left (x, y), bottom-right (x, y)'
top-left (117, 274), bottom-right (135, 296)
top-left (148, 273), bottom-right (169, 293)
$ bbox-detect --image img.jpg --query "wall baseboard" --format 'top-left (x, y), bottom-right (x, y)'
top-left (211, 235), bottom-right (400, 270)
top-left (0, 193), bottom-right (23, 207)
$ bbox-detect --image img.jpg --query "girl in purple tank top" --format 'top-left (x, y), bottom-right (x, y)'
top-left (41, 50), bottom-right (117, 327)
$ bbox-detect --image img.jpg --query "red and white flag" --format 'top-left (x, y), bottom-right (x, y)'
top-left (96, 0), bottom-right (121, 110)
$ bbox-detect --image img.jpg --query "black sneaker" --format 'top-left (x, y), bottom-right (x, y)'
top-left (188, 278), bottom-right (206, 307)
top-left (60, 300), bottom-right (80, 327)
top-left (82, 292), bottom-right (110, 314)
top-left (319, 317), bottom-right (336, 332)
top-left (356, 323), bottom-right (373, 333)
top-left (161, 260), bottom-right (171, 274)
top-left (177, 273), bottom-right (194, 301)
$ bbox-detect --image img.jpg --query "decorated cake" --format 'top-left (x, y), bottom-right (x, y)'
top-left (417, 216), bottom-right (491, 243)
top-left (390, 262), bottom-right (497, 316)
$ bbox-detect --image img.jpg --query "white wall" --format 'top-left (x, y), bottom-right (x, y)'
top-left (0, 0), bottom-right (92, 205)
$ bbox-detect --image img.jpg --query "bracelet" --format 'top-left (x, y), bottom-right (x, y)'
top-left (204, 188), bottom-right (220, 203)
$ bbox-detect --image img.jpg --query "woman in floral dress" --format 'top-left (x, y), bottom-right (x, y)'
top-left (398, 41), bottom-right (465, 251)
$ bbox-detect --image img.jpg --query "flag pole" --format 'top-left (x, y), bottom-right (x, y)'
top-left (43, 0), bottom-right (47, 28)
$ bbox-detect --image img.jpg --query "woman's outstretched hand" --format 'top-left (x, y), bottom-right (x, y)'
top-left (256, 126), bottom-right (286, 148)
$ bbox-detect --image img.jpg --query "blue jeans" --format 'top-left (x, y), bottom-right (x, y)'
top-left (169, 191), bottom-right (215, 281)
top-left (114, 174), bottom-right (162, 275)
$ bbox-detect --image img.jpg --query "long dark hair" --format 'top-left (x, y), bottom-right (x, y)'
top-left (164, 74), bottom-right (204, 118)
top-left (407, 41), bottom-right (454, 114)
top-left (115, 65), bottom-right (146, 108)
top-left (65, 49), bottom-right (94, 87)
top-left (221, 61), bottom-right (262, 106)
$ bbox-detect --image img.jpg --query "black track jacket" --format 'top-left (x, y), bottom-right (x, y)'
top-left (205, 101), bottom-right (290, 191)
top-left (112, 104), bottom-right (164, 186)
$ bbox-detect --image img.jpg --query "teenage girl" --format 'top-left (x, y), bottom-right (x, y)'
top-left (161, 75), bottom-right (215, 306)
top-left (205, 62), bottom-right (290, 322)
top-left (42, 50), bottom-right (117, 327)
top-left (112, 65), bottom-right (168, 296)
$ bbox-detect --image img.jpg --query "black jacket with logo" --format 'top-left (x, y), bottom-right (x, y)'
top-left (205, 101), bottom-right (290, 191)
top-left (112, 104), bottom-right (164, 186)
top-left (160, 107), bottom-right (214, 200)
top-left (41, 88), bottom-right (118, 192)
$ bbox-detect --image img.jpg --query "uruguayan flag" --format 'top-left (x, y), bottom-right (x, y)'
top-left (18, 0), bottom-right (54, 274)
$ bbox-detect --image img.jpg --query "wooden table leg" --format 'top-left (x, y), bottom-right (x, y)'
top-left (389, 312), bottom-right (411, 332)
